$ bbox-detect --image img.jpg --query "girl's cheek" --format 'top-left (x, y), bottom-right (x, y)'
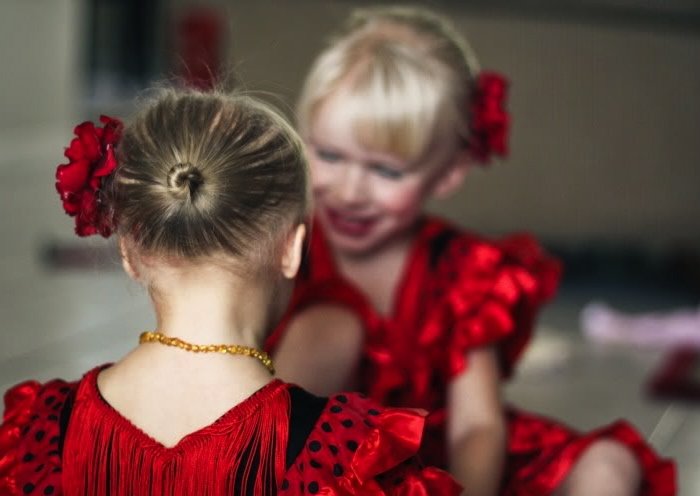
top-left (376, 184), bottom-right (426, 212)
top-left (309, 161), bottom-right (329, 188)
top-left (310, 158), bottom-right (340, 180)
top-left (310, 169), bottom-right (339, 201)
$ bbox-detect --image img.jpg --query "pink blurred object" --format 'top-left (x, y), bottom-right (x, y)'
top-left (581, 302), bottom-right (700, 349)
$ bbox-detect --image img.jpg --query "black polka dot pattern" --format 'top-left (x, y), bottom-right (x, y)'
top-left (280, 392), bottom-right (410, 494)
top-left (4, 376), bottom-right (441, 495)
top-left (7, 379), bottom-right (74, 495)
top-left (8, 376), bottom-right (439, 495)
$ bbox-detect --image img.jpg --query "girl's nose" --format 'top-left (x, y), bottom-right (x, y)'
top-left (336, 165), bottom-right (368, 206)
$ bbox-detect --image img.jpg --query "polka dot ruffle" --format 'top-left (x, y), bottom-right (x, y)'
top-left (8, 380), bottom-right (74, 495)
top-left (280, 392), bottom-right (460, 494)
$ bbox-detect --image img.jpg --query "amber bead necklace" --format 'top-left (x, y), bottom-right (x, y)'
top-left (139, 331), bottom-right (275, 374)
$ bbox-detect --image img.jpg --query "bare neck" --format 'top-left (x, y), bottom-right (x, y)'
top-left (332, 226), bottom-right (418, 316)
top-left (150, 265), bottom-right (272, 348)
top-left (95, 265), bottom-right (281, 447)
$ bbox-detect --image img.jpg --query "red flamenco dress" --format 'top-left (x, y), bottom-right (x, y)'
top-left (266, 217), bottom-right (677, 495)
top-left (0, 367), bottom-right (461, 495)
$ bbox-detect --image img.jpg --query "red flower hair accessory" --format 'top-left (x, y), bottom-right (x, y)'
top-left (469, 72), bottom-right (510, 164)
top-left (55, 115), bottom-right (123, 237)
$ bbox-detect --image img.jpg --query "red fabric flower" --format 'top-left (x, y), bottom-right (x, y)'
top-left (469, 71), bottom-right (510, 164)
top-left (55, 115), bottom-right (123, 237)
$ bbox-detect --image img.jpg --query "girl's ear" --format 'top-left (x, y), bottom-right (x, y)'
top-left (119, 238), bottom-right (140, 281)
top-left (430, 149), bottom-right (470, 199)
top-left (280, 223), bottom-right (307, 279)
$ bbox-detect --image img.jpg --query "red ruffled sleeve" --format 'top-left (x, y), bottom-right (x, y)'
top-left (281, 393), bottom-right (462, 495)
top-left (0, 379), bottom-right (75, 496)
top-left (0, 382), bottom-right (41, 495)
top-left (437, 233), bottom-right (561, 378)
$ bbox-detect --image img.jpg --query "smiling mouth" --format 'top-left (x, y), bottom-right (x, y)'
top-left (324, 208), bottom-right (377, 237)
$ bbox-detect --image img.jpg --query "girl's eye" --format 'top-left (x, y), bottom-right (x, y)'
top-left (316, 148), bottom-right (343, 163)
top-left (371, 163), bottom-right (404, 180)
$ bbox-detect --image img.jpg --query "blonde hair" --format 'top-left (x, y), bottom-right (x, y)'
top-left (298, 5), bottom-right (480, 162)
top-left (110, 88), bottom-right (310, 271)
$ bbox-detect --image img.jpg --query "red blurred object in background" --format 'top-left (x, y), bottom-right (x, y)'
top-left (176, 8), bottom-right (224, 89)
top-left (648, 348), bottom-right (700, 402)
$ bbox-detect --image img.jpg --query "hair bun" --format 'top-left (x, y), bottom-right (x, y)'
top-left (167, 162), bottom-right (204, 201)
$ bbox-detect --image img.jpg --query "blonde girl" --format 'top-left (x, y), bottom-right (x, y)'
top-left (268, 6), bottom-right (676, 496)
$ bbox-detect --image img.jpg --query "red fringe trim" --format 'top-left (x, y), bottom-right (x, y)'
top-left (63, 372), bottom-right (289, 495)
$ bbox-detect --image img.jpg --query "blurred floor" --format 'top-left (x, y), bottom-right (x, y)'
top-left (510, 282), bottom-right (698, 494)
top-left (0, 145), bottom-right (697, 494)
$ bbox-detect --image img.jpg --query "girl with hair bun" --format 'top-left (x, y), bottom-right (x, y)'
top-left (267, 6), bottom-right (676, 495)
top-left (0, 89), bottom-right (461, 495)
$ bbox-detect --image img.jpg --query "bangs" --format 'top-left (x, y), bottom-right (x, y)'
top-left (302, 43), bottom-right (459, 163)
top-left (344, 56), bottom-right (451, 162)
top-left (297, 17), bottom-right (473, 164)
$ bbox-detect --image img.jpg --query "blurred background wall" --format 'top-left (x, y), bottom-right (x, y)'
top-left (0, 0), bottom-right (82, 162)
top-left (2, 0), bottom-right (698, 250)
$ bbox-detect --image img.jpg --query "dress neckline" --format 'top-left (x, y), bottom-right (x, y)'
top-left (80, 366), bottom-right (287, 452)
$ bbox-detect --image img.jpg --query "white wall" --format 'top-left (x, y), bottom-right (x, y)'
top-left (0, 0), bottom-right (82, 162)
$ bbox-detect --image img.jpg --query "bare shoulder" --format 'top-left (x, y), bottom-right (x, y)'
top-left (283, 304), bottom-right (364, 351)
top-left (274, 304), bottom-right (364, 395)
